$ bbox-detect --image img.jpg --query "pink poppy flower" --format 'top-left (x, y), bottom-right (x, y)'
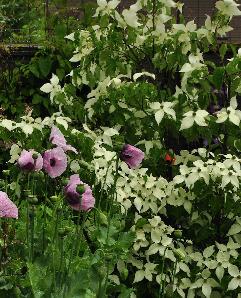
top-left (120, 144), bottom-right (144, 169)
top-left (49, 126), bottom-right (77, 153)
top-left (18, 150), bottom-right (43, 172)
top-left (43, 147), bottom-right (67, 178)
top-left (64, 174), bottom-right (95, 212)
top-left (0, 191), bottom-right (18, 219)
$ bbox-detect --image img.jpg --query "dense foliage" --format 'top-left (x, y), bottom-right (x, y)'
top-left (1, 0), bottom-right (241, 297)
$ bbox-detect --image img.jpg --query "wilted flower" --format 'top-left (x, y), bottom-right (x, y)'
top-left (0, 191), bottom-right (18, 219)
top-left (120, 144), bottom-right (144, 169)
top-left (64, 174), bottom-right (95, 211)
top-left (18, 150), bottom-right (43, 172)
top-left (50, 126), bottom-right (77, 153)
top-left (43, 147), bottom-right (67, 178)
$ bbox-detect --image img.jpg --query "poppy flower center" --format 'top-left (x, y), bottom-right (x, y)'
top-left (24, 162), bottom-right (35, 171)
top-left (50, 158), bottom-right (56, 167)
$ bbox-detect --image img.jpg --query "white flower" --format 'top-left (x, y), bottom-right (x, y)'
top-left (122, 8), bottom-right (141, 28)
top-left (94, 0), bottom-right (120, 17)
top-left (221, 169), bottom-right (239, 188)
top-left (179, 52), bottom-right (203, 73)
top-left (173, 165), bottom-right (191, 185)
top-left (180, 110), bottom-right (209, 130)
top-left (223, 154), bottom-right (241, 172)
top-left (150, 101), bottom-right (176, 125)
top-left (40, 74), bottom-right (62, 104)
top-left (216, 97), bottom-right (241, 126)
top-left (134, 262), bottom-right (157, 283)
top-left (190, 269), bottom-right (219, 298)
top-left (216, 0), bottom-right (241, 17)
top-left (133, 230), bottom-right (149, 251)
top-left (228, 265), bottom-right (241, 290)
top-left (189, 160), bottom-right (210, 185)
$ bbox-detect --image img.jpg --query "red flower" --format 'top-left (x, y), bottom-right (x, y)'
top-left (165, 153), bottom-right (176, 165)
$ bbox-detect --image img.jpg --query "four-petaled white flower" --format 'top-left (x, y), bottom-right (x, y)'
top-left (216, 97), bottom-right (241, 126)
top-left (134, 262), bottom-right (157, 283)
top-left (40, 74), bottom-right (62, 104)
top-left (180, 110), bottom-right (209, 130)
top-left (150, 101), bottom-right (176, 125)
top-left (94, 0), bottom-right (120, 17)
top-left (216, 0), bottom-right (241, 18)
top-left (228, 265), bottom-right (241, 290)
top-left (133, 230), bottom-right (149, 251)
top-left (221, 169), bottom-right (239, 188)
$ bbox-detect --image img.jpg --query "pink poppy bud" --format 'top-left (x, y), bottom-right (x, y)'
top-left (120, 144), bottom-right (144, 169)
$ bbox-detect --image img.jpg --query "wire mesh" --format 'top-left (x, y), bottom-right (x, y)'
top-left (182, 0), bottom-right (241, 44)
top-left (1, 1), bottom-right (241, 44)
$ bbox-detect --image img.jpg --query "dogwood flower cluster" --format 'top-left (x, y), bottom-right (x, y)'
top-left (86, 125), bottom-right (241, 296)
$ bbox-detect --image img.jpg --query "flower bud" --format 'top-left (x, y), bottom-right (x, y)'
top-left (173, 248), bottom-right (186, 261)
top-left (2, 170), bottom-right (10, 177)
top-left (76, 185), bottom-right (85, 195)
top-left (32, 153), bottom-right (39, 159)
top-left (98, 211), bottom-right (108, 226)
top-left (120, 268), bottom-right (128, 280)
top-left (50, 195), bottom-right (59, 202)
top-left (173, 230), bottom-right (182, 239)
top-left (58, 227), bottom-right (71, 237)
top-left (27, 195), bottom-right (38, 204)
top-left (0, 180), bottom-right (5, 187)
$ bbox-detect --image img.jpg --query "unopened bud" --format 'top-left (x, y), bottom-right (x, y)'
top-left (27, 195), bottom-right (38, 204)
top-left (76, 185), bottom-right (85, 194)
top-left (120, 268), bottom-right (128, 280)
top-left (2, 170), bottom-right (10, 177)
top-left (58, 227), bottom-right (71, 237)
top-left (173, 248), bottom-right (186, 261)
top-left (32, 153), bottom-right (39, 159)
top-left (98, 212), bottom-right (108, 226)
top-left (50, 195), bottom-right (59, 202)
top-left (173, 230), bottom-right (182, 239)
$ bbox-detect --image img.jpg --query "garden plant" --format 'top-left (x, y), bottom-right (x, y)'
top-left (1, 0), bottom-right (241, 297)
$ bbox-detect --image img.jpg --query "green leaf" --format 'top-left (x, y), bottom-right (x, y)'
top-left (117, 231), bottom-right (135, 251)
top-left (212, 67), bottom-right (225, 90)
top-left (219, 44), bottom-right (228, 60)
top-left (38, 57), bottom-right (53, 77)
top-left (234, 139), bottom-right (241, 151)
top-left (29, 64), bottom-right (40, 78)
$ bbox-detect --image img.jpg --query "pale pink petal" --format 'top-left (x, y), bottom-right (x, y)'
top-left (50, 126), bottom-right (77, 153)
top-left (120, 144), bottom-right (144, 169)
top-left (64, 174), bottom-right (95, 212)
top-left (43, 147), bottom-right (67, 178)
top-left (34, 155), bottom-right (43, 171)
top-left (0, 192), bottom-right (18, 219)
top-left (81, 186), bottom-right (95, 211)
top-left (18, 150), bottom-right (34, 171)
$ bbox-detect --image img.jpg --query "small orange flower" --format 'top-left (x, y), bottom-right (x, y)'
top-left (165, 153), bottom-right (176, 165)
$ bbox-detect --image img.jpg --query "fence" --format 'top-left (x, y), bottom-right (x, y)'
top-left (0, 0), bottom-right (241, 44)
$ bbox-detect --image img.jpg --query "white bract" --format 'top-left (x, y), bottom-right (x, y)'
top-left (216, 0), bottom-right (241, 17)
top-left (94, 0), bottom-right (120, 17)
top-left (150, 101), bottom-right (176, 125)
top-left (216, 97), bottom-right (241, 126)
top-left (180, 110), bottom-right (209, 130)
top-left (40, 74), bottom-right (62, 104)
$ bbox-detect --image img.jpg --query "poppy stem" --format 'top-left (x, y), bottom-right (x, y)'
top-left (159, 247), bottom-right (167, 297)
top-left (106, 157), bottom-right (119, 243)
